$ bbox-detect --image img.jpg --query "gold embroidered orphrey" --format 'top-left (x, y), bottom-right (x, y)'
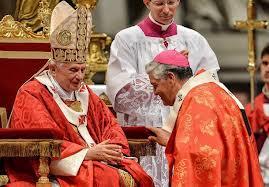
top-left (56, 30), bottom-right (72, 46)
top-left (52, 6), bottom-right (88, 63)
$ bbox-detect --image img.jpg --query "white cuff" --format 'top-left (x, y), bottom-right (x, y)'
top-left (50, 148), bottom-right (89, 176)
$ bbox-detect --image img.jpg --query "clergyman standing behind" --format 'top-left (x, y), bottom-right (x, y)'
top-left (146, 50), bottom-right (263, 186)
top-left (106, 0), bottom-right (219, 186)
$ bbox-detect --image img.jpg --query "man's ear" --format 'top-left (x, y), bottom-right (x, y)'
top-left (49, 63), bottom-right (57, 76)
top-left (143, 0), bottom-right (150, 9)
top-left (166, 72), bottom-right (176, 81)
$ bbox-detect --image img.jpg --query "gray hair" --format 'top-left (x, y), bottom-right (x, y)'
top-left (145, 60), bottom-right (193, 80)
top-left (48, 58), bottom-right (64, 67)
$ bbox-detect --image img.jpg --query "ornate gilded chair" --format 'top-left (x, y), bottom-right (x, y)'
top-left (0, 3), bottom-right (59, 186)
top-left (0, 15), bottom-right (50, 118)
top-left (0, 128), bottom-right (62, 187)
top-left (0, 107), bottom-right (7, 129)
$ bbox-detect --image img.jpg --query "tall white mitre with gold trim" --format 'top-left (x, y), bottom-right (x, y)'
top-left (50, 1), bottom-right (92, 64)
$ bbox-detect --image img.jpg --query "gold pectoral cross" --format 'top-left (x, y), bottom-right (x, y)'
top-left (234, 0), bottom-right (268, 110)
top-left (64, 100), bottom-right (83, 112)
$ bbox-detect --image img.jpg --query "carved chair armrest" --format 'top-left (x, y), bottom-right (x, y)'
top-left (0, 107), bottom-right (7, 128)
top-left (0, 175), bottom-right (9, 186)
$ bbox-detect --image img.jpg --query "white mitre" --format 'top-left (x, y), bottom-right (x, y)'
top-left (50, 1), bottom-right (92, 63)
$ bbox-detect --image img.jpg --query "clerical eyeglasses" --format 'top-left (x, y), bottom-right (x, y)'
top-left (150, 0), bottom-right (178, 8)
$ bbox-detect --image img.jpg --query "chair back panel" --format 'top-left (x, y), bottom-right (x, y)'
top-left (0, 40), bottom-right (51, 117)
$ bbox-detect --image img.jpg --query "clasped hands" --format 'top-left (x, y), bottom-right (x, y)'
top-left (85, 139), bottom-right (123, 165)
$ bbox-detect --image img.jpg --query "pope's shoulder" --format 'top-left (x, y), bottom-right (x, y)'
top-left (19, 79), bottom-right (46, 93)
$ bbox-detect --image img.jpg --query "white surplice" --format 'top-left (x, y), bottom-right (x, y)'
top-left (258, 103), bottom-right (269, 184)
top-left (106, 15), bottom-right (219, 187)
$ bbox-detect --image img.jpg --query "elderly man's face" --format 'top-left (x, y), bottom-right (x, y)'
top-left (149, 73), bottom-right (175, 106)
top-left (145, 0), bottom-right (179, 25)
top-left (52, 63), bottom-right (86, 92)
top-left (261, 54), bottom-right (269, 84)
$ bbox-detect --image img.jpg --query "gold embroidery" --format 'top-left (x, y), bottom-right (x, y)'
top-left (193, 87), bottom-right (216, 109)
top-left (200, 119), bottom-right (216, 136)
top-left (51, 6), bottom-right (89, 63)
top-left (57, 30), bottom-right (72, 46)
top-left (194, 145), bottom-right (219, 181)
top-left (222, 113), bottom-right (243, 146)
top-left (118, 169), bottom-right (136, 187)
top-left (174, 159), bottom-right (188, 185)
top-left (179, 114), bottom-right (192, 143)
top-left (76, 6), bottom-right (88, 63)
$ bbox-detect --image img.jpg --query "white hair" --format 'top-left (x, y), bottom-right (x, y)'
top-left (145, 60), bottom-right (178, 79)
top-left (48, 58), bottom-right (64, 67)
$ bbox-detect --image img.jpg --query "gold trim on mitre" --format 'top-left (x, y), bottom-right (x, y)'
top-left (56, 30), bottom-right (72, 46)
top-left (75, 6), bottom-right (88, 63)
top-left (50, 1), bottom-right (92, 63)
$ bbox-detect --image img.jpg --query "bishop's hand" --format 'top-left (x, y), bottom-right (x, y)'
top-left (146, 127), bottom-right (171, 146)
top-left (85, 139), bottom-right (123, 163)
top-left (180, 49), bottom-right (189, 58)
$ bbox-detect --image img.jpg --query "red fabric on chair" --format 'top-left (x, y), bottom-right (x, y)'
top-left (0, 128), bottom-right (64, 139)
top-left (121, 126), bottom-right (156, 139)
top-left (0, 42), bottom-right (50, 117)
top-left (0, 58), bottom-right (47, 116)
top-left (0, 43), bottom-right (50, 52)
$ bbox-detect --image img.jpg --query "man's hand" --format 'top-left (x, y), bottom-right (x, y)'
top-left (180, 50), bottom-right (189, 58)
top-left (85, 139), bottom-right (123, 163)
top-left (146, 127), bottom-right (171, 146)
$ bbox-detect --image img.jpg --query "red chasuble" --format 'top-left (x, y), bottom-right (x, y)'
top-left (5, 80), bottom-right (153, 187)
top-left (166, 83), bottom-right (263, 187)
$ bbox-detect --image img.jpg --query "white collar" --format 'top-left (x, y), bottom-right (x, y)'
top-left (149, 13), bottom-right (173, 31)
top-left (48, 71), bottom-right (75, 101)
top-left (35, 70), bottom-right (95, 146)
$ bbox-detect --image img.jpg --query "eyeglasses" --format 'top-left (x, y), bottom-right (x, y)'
top-left (150, 0), bottom-right (178, 8)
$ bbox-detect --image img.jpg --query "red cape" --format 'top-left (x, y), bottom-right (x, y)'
top-left (166, 82), bottom-right (263, 187)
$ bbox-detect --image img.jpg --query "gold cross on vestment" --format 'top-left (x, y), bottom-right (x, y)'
top-left (234, 0), bottom-right (268, 110)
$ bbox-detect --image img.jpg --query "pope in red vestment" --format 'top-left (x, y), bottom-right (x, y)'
top-left (145, 50), bottom-right (264, 186)
top-left (5, 79), bottom-right (153, 187)
top-left (4, 1), bottom-right (154, 187)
